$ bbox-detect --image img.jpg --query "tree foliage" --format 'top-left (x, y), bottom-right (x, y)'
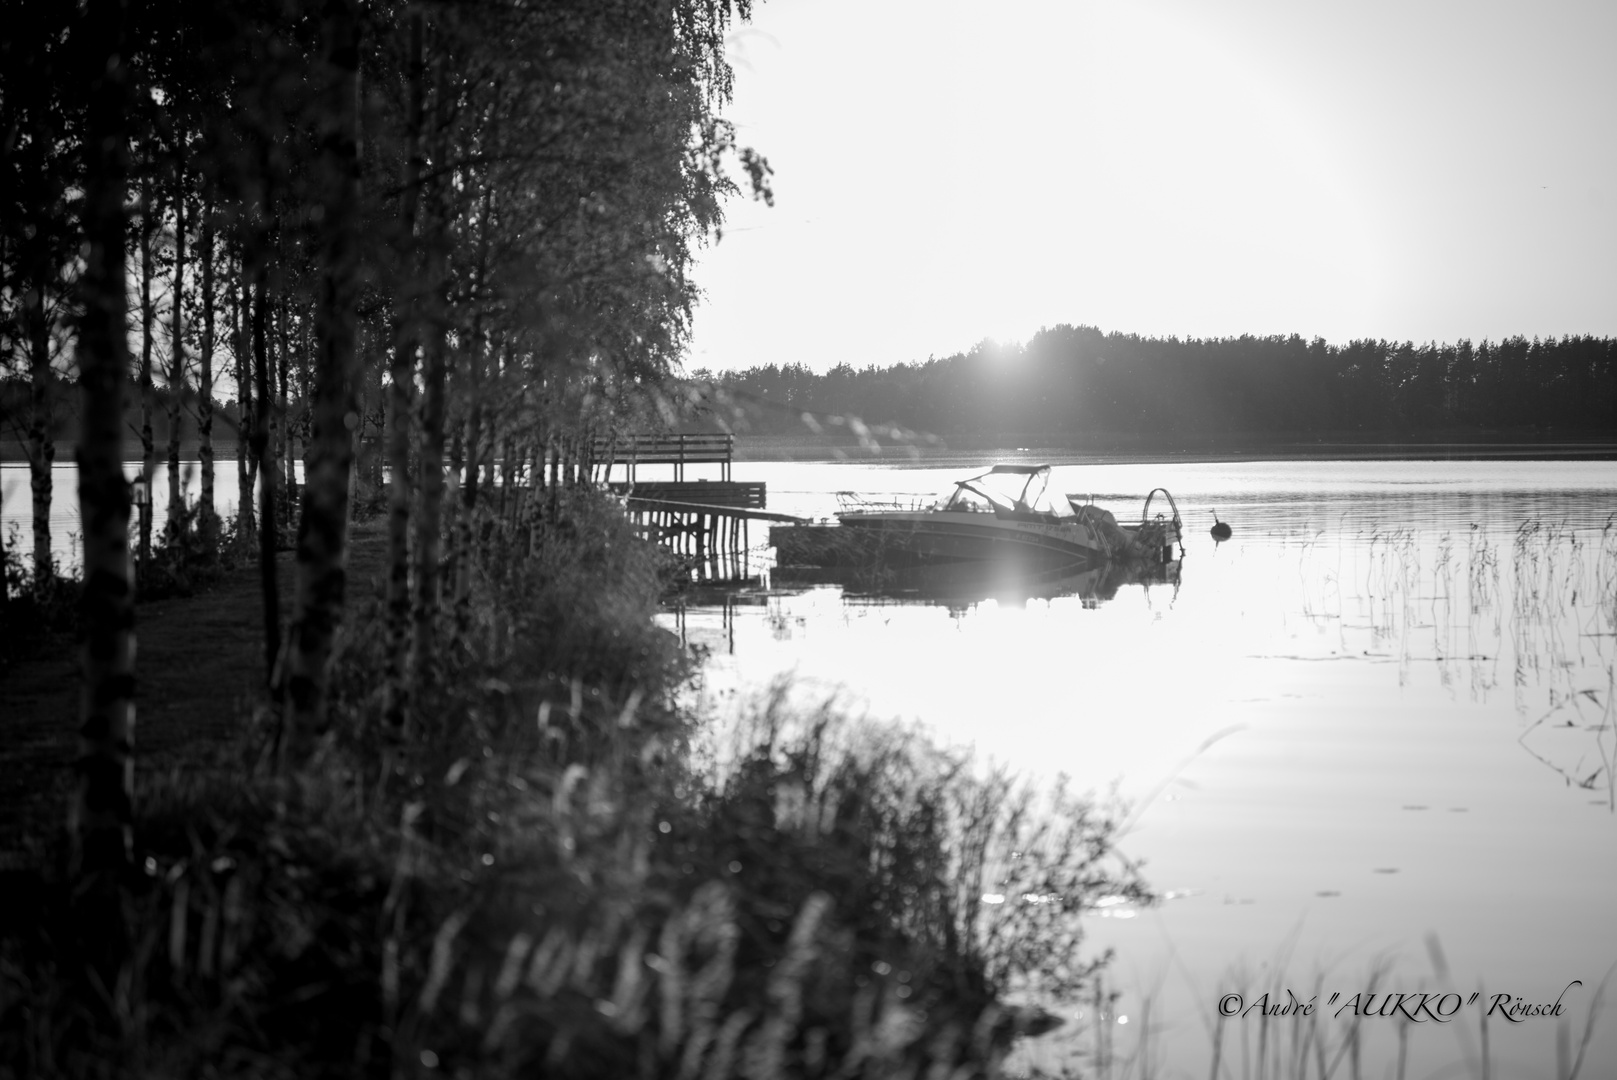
top-left (0, 0), bottom-right (770, 862)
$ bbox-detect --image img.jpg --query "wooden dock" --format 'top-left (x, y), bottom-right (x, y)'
top-left (598, 433), bottom-right (791, 582)
top-left (608, 480), bottom-right (765, 509)
top-left (594, 432), bottom-right (736, 482)
top-left (627, 500), bottom-right (775, 582)
top-left (624, 497), bottom-right (803, 524)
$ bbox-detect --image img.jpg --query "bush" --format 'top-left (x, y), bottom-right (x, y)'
top-left (137, 504), bottom-right (252, 601)
top-left (0, 524), bottom-right (80, 672)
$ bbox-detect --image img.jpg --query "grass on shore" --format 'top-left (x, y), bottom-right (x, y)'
top-left (0, 504), bottom-right (263, 675)
top-left (0, 488), bottom-right (1146, 1079)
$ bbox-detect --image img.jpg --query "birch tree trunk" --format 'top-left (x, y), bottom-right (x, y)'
top-left (252, 258), bottom-right (281, 684)
top-left (232, 256), bottom-right (255, 537)
top-left (410, 62), bottom-right (450, 674)
top-left (263, 232), bottom-right (281, 539)
top-left (24, 233), bottom-right (54, 584)
top-left (283, 0), bottom-right (361, 757)
top-left (459, 102), bottom-right (495, 540)
top-left (11, 43), bottom-right (60, 588)
top-left (453, 339), bottom-right (483, 618)
top-left (166, 149), bottom-right (187, 533)
top-left (546, 436), bottom-right (559, 521)
top-left (199, 193), bottom-right (216, 540)
top-left (409, 60), bottom-right (455, 672)
top-left (410, 300), bottom-right (446, 679)
top-left (456, 172), bottom-right (494, 602)
top-left (73, 0), bottom-right (135, 881)
top-left (526, 435), bottom-right (544, 552)
top-left (297, 302), bottom-right (312, 498)
top-left (277, 295), bottom-right (292, 518)
top-left (460, 373), bottom-right (480, 541)
top-left (386, 7), bottom-right (425, 728)
top-left (138, 169), bottom-right (157, 569)
top-left (499, 433), bottom-right (515, 519)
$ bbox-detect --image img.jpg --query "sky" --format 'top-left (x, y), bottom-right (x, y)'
top-left (685, 0), bottom-right (1617, 374)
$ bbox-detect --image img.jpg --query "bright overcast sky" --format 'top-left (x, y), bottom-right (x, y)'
top-left (685, 0), bottom-right (1617, 374)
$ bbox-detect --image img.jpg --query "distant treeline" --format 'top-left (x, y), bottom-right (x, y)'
top-left (701, 326), bottom-right (1617, 441)
top-left (0, 374), bottom-right (250, 451)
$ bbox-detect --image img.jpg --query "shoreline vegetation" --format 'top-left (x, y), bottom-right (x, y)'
top-left (0, 492), bottom-right (1148, 1077)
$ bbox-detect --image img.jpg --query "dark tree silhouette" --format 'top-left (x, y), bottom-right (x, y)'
top-left (710, 327), bottom-right (1616, 444)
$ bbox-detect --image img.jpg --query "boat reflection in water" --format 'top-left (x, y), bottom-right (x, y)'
top-left (770, 557), bottom-right (1179, 611)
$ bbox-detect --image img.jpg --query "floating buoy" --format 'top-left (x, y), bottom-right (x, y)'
top-left (1210, 511), bottom-right (1232, 541)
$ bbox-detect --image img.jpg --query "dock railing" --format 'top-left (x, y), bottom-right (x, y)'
top-left (593, 432), bottom-right (734, 482)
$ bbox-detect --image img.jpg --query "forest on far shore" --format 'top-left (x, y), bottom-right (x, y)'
top-left (697, 326), bottom-right (1617, 443)
top-left (9, 327), bottom-right (1613, 461)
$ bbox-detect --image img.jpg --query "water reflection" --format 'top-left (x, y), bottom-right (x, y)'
top-left (772, 557), bottom-right (1180, 611)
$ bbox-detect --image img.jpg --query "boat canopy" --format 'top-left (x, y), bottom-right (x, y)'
top-left (939, 465), bottom-right (1070, 516)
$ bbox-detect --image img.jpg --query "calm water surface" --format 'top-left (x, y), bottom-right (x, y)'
top-left (672, 458), bottom-right (1617, 1078)
top-left (1, 461), bottom-right (284, 574)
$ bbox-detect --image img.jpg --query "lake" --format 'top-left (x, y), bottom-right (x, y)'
top-left (8, 454), bottom-right (1615, 1075)
top-left (668, 457), bottom-right (1617, 1078)
top-left (0, 460), bottom-right (286, 575)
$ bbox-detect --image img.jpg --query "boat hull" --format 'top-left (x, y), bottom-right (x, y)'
top-left (778, 511), bottom-right (1109, 568)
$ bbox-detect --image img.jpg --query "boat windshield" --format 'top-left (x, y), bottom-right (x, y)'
top-left (939, 485), bottom-right (996, 513)
top-left (938, 466), bottom-right (1070, 516)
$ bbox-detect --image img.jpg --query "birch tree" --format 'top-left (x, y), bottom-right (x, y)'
top-left (165, 127), bottom-right (188, 533)
top-left (281, 0), bottom-right (362, 759)
top-left (0, 0), bottom-right (78, 588)
top-left (72, 0), bottom-right (135, 879)
top-left (198, 190), bottom-right (218, 539)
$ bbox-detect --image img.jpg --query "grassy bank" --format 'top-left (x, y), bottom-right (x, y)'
top-left (0, 489), bottom-right (1145, 1078)
top-left (0, 506), bottom-right (262, 673)
top-left (0, 510), bottom-right (298, 866)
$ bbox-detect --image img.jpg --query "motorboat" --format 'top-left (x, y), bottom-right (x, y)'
top-left (1066, 485), bottom-right (1184, 566)
top-left (771, 464), bottom-right (1182, 569)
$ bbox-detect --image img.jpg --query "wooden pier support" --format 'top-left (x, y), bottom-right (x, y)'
top-left (624, 496), bottom-right (802, 583)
